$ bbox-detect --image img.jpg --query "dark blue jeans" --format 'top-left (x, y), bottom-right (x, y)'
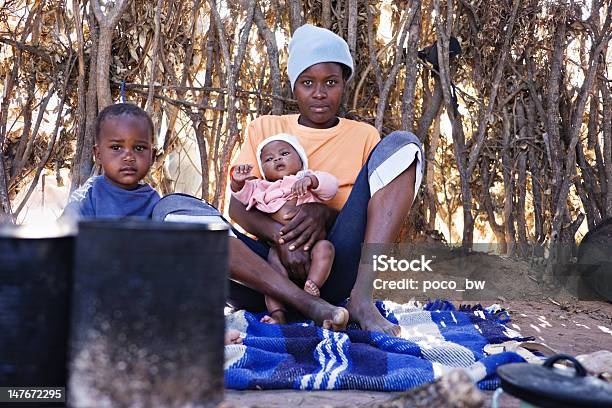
top-left (228, 131), bottom-right (423, 311)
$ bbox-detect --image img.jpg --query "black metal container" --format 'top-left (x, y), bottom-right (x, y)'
top-left (68, 219), bottom-right (228, 408)
top-left (0, 223), bottom-right (74, 387)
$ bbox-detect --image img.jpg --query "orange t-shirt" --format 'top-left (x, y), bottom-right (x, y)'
top-left (232, 114), bottom-right (380, 211)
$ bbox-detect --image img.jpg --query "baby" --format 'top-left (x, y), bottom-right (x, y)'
top-left (231, 134), bottom-right (338, 324)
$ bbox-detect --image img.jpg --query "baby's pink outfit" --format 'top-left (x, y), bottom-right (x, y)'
top-left (232, 170), bottom-right (338, 213)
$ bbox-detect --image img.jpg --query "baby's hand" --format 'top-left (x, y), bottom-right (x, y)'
top-left (291, 176), bottom-right (313, 197)
top-left (232, 164), bottom-right (255, 183)
top-left (231, 164), bottom-right (256, 192)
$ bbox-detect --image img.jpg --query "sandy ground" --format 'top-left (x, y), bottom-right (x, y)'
top-left (223, 252), bottom-right (612, 407)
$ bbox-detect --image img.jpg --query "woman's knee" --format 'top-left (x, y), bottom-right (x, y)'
top-left (368, 131), bottom-right (422, 170)
top-left (383, 130), bottom-right (421, 146)
top-left (376, 131), bottom-right (422, 154)
top-left (366, 130), bottom-right (423, 197)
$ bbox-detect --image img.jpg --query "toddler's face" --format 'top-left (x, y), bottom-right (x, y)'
top-left (260, 141), bottom-right (303, 181)
top-left (94, 115), bottom-right (154, 190)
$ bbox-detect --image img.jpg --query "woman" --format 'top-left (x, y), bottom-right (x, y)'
top-left (227, 24), bottom-right (423, 335)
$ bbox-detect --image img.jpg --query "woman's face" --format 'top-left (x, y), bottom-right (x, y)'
top-left (293, 62), bottom-right (345, 129)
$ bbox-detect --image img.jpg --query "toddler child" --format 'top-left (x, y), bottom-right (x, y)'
top-left (62, 103), bottom-right (160, 220)
top-left (63, 103), bottom-right (245, 345)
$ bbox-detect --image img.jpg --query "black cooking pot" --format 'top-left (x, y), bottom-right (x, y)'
top-left (0, 222), bottom-right (74, 388)
top-left (68, 219), bottom-right (228, 408)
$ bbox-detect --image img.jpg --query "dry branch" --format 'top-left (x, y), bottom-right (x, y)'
top-left (146, 0), bottom-right (164, 115)
top-left (253, 3), bottom-right (283, 114)
top-left (401, 1), bottom-right (421, 131)
top-left (374, 4), bottom-right (415, 131)
top-left (92, 0), bottom-right (131, 109)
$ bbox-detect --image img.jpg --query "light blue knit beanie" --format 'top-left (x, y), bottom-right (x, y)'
top-left (287, 24), bottom-right (354, 91)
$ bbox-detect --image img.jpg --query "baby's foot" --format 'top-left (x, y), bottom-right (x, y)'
top-left (225, 329), bottom-right (243, 345)
top-left (260, 315), bottom-right (280, 324)
top-left (304, 280), bottom-right (320, 297)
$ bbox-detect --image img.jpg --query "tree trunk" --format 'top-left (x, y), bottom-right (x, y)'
top-left (501, 108), bottom-right (515, 256)
top-left (321, 0), bottom-right (332, 29)
top-left (426, 113), bottom-right (440, 230)
top-left (401, 1), bottom-right (421, 131)
top-left (544, 8), bottom-right (567, 204)
top-left (456, 121), bottom-right (474, 249)
top-left (145, 0), bottom-right (164, 115)
top-left (10, 75), bottom-right (35, 180)
top-left (516, 100), bottom-right (529, 257)
top-left (481, 157), bottom-right (506, 252)
top-left (434, 0), bottom-right (473, 249)
top-left (416, 70), bottom-right (443, 140)
top-left (91, 0), bottom-right (131, 110)
top-left (0, 155), bottom-right (11, 219)
top-left (288, 0), bottom-right (304, 34)
top-left (576, 142), bottom-right (602, 227)
top-left (525, 94), bottom-right (545, 253)
top-left (95, 28), bottom-right (114, 109)
top-left (347, 0), bottom-right (357, 57)
top-left (253, 4), bottom-right (283, 115)
top-left (374, 8), bottom-right (414, 132)
top-left (81, 6), bottom-right (100, 183)
top-left (69, 0), bottom-right (88, 189)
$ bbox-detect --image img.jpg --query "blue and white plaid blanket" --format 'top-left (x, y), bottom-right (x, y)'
top-left (224, 300), bottom-right (531, 391)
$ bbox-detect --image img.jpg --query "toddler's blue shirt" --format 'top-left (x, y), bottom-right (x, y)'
top-left (62, 175), bottom-right (160, 220)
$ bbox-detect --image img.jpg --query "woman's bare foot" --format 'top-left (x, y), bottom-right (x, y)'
top-left (346, 298), bottom-right (400, 336)
top-left (225, 329), bottom-right (243, 345)
top-left (307, 299), bottom-right (349, 331)
top-left (304, 280), bottom-right (320, 297)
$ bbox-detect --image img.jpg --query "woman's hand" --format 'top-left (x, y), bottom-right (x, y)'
top-left (278, 203), bottom-right (337, 251)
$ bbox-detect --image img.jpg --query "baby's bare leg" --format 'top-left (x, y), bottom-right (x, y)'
top-left (263, 248), bottom-right (288, 324)
top-left (304, 240), bottom-right (335, 297)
